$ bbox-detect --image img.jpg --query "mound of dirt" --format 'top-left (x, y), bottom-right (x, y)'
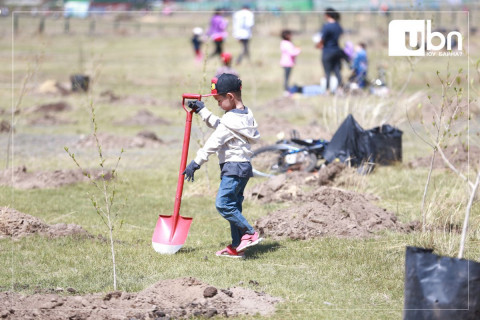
top-left (0, 166), bottom-right (112, 189)
top-left (114, 109), bottom-right (171, 126)
top-left (255, 186), bottom-right (407, 239)
top-left (247, 163), bottom-right (348, 203)
top-left (0, 277), bottom-right (282, 319)
top-left (31, 101), bottom-right (72, 113)
top-left (409, 144), bottom-right (480, 170)
top-left (0, 120), bottom-right (11, 133)
top-left (29, 114), bottom-right (77, 126)
top-left (0, 207), bottom-right (89, 240)
top-left (75, 131), bottom-right (163, 149)
top-left (36, 80), bottom-right (70, 95)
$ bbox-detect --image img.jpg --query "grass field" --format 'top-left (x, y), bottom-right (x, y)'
top-left (0, 9), bottom-right (479, 319)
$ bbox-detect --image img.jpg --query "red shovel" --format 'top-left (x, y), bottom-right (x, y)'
top-left (152, 93), bottom-right (202, 254)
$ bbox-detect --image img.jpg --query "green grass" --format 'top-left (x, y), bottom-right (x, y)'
top-left (0, 10), bottom-right (479, 320)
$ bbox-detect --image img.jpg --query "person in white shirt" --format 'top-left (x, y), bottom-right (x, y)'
top-left (232, 5), bottom-right (254, 65)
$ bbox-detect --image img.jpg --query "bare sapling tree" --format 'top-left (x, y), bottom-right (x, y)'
top-left (408, 63), bottom-right (468, 232)
top-left (6, 55), bottom-right (41, 169)
top-left (447, 58), bottom-right (480, 259)
top-left (191, 61), bottom-right (212, 191)
top-left (65, 101), bottom-right (124, 290)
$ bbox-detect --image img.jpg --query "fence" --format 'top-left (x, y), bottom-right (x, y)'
top-left (8, 7), bottom-right (477, 38)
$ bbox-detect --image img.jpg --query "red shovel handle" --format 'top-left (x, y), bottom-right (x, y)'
top-left (182, 93), bottom-right (202, 113)
top-left (173, 94), bottom-right (202, 220)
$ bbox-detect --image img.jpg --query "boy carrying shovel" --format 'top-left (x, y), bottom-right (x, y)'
top-left (183, 73), bottom-right (262, 259)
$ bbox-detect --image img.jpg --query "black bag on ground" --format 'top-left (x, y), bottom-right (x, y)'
top-left (403, 246), bottom-right (480, 320)
top-left (323, 114), bottom-right (373, 167)
top-left (323, 114), bottom-right (402, 169)
top-left (367, 124), bottom-right (402, 165)
top-left (70, 74), bottom-right (89, 92)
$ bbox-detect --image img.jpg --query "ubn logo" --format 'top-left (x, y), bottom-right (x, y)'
top-left (388, 20), bottom-right (462, 56)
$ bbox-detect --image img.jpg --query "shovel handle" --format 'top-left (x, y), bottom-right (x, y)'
top-left (173, 94), bottom-right (203, 221)
top-left (182, 93), bottom-right (202, 113)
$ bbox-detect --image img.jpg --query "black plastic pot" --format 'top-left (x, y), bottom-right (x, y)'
top-left (403, 246), bottom-right (480, 319)
top-left (70, 74), bottom-right (89, 92)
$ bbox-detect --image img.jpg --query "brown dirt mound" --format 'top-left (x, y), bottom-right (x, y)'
top-left (36, 80), bottom-right (70, 95)
top-left (255, 186), bottom-right (407, 239)
top-left (29, 114), bottom-right (77, 126)
top-left (247, 163), bottom-right (348, 203)
top-left (0, 166), bottom-right (112, 189)
top-left (408, 144), bottom-right (480, 170)
top-left (0, 120), bottom-right (11, 133)
top-left (31, 102), bottom-right (72, 113)
top-left (75, 132), bottom-right (163, 149)
top-left (0, 207), bottom-right (89, 240)
top-left (114, 109), bottom-right (171, 126)
top-left (0, 277), bottom-right (282, 319)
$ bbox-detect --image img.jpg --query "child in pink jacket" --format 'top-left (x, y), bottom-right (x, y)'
top-left (280, 30), bottom-right (301, 94)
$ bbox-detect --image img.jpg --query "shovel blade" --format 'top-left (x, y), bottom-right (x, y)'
top-left (152, 214), bottom-right (193, 254)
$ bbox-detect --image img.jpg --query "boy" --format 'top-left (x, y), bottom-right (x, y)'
top-left (183, 73), bottom-right (262, 259)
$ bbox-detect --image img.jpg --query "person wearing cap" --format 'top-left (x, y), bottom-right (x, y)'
top-left (215, 52), bottom-right (239, 78)
top-left (232, 5), bottom-right (254, 65)
top-left (183, 73), bottom-right (262, 259)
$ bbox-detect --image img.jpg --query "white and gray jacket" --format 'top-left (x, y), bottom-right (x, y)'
top-left (194, 106), bottom-right (260, 166)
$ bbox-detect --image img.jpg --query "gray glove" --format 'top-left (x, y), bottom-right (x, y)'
top-left (182, 160), bottom-right (201, 182)
top-left (187, 100), bottom-right (205, 114)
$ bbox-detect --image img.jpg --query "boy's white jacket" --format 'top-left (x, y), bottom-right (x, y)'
top-left (194, 107), bottom-right (260, 166)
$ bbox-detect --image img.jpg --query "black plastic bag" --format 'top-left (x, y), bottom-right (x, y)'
top-left (403, 246), bottom-right (480, 320)
top-left (323, 114), bottom-right (374, 167)
top-left (70, 74), bottom-right (90, 92)
top-left (367, 124), bottom-right (402, 165)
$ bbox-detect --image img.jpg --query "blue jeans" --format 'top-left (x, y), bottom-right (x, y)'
top-left (215, 175), bottom-right (254, 248)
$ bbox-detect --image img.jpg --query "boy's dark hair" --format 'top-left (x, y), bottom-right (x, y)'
top-left (358, 42), bottom-right (367, 49)
top-left (221, 91), bottom-right (242, 99)
top-left (281, 29), bottom-right (291, 40)
top-left (325, 8), bottom-right (340, 21)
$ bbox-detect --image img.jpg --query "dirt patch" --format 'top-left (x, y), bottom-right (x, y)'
top-left (0, 207), bottom-right (89, 240)
top-left (255, 186), bottom-right (409, 240)
top-left (99, 90), bottom-right (161, 106)
top-left (30, 101), bottom-right (72, 114)
top-left (0, 120), bottom-right (11, 133)
top-left (29, 114), bottom-right (77, 126)
top-left (408, 144), bottom-right (480, 170)
top-left (114, 109), bottom-right (171, 126)
top-left (0, 166), bottom-right (112, 189)
top-left (247, 163), bottom-right (348, 203)
top-left (75, 131), bottom-right (163, 149)
top-left (0, 277), bottom-right (282, 319)
top-left (36, 80), bottom-right (70, 96)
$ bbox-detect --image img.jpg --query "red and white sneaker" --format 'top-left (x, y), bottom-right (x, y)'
top-left (216, 245), bottom-right (245, 259)
top-left (236, 232), bottom-right (263, 252)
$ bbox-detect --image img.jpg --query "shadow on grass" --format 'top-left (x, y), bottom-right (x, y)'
top-left (178, 246), bottom-right (198, 254)
top-left (245, 241), bottom-right (282, 259)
